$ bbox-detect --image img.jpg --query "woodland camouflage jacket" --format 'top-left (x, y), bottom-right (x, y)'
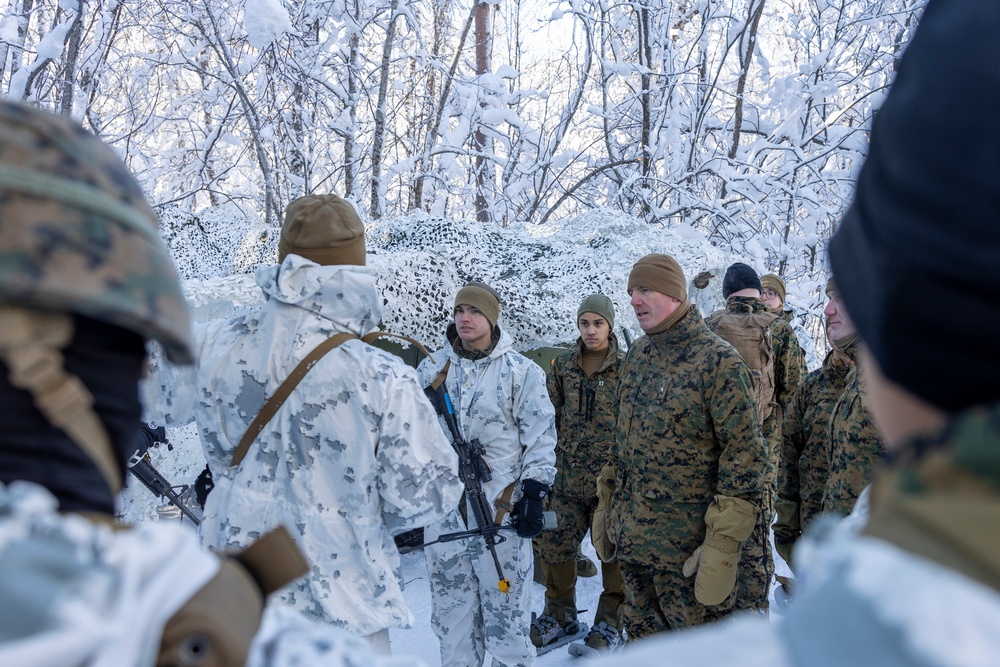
top-left (779, 350), bottom-right (850, 526)
top-left (823, 344), bottom-right (884, 516)
top-left (547, 336), bottom-right (624, 496)
top-left (608, 306), bottom-right (767, 569)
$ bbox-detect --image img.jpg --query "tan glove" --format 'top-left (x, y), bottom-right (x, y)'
top-left (773, 497), bottom-right (801, 568)
top-left (158, 526), bottom-right (309, 667)
top-left (590, 463), bottom-right (618, 563)
top-left (682, 495), bottom-right (758, 606)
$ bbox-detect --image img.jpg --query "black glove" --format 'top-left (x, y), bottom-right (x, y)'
top-left (513, 479), bottom-right (549, 538)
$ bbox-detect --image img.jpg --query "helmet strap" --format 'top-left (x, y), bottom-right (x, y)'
top-left (0, 306), bottom-right (122, 493)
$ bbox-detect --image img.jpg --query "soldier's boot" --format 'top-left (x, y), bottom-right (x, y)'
top-left (588, 597), bottom-right (624, 649)
top-left (576, 546), bottom-right (598, 578)
top-left (531, 560), bottom-right (579, 648)
top-left (530, 602), bottom-right (580, 649)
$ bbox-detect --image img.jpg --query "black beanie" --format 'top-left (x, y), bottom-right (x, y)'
top-left (829, 0), bottom-right (1000, 412)
top-left (722, 263), bottom-right (762, 299)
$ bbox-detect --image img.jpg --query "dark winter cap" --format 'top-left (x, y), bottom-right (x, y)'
top-left (577, 294), bottom-right (615, 329)
top-left (829, 0), bottom-right (1000, 412)
top-left (279, 194), bottom-right (366, 266)
top-left (722, 263), bottom-right (762, 299)
top-left (761, 274), bottom-right (786, 303)
top-left (628, 254), bottom-right (688, 302)
top-left (454, 281), bottom-right (501, 328)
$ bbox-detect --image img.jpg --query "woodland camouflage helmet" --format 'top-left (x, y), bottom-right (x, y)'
top-left (0, 101), bottom-right (194, 363)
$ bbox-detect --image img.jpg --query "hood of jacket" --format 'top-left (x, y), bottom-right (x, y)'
top-left (254, 254), bottom-right (382, 336)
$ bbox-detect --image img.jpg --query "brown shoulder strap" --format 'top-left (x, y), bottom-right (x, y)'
top-left (231, 332), bottom-right (357, 467)
top-left (493, 482), bottom-right (517, 525)
top-left (361, 330), bottom-right (450, 390)
top-left (432, 359), bottom-right (451, 391)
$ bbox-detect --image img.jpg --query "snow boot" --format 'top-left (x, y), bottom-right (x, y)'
top-left (531, 603), bottom-right (586, 654)
top-left (576, 548), bottom-right (598, 578)
top-left (568, 621), bottom-right (624, 657)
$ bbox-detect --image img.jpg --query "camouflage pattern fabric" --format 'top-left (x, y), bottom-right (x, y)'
top-left (147, 255), bottom-right (464, 636)
top-left (780, 308), bottom-right (820, 372)
top-left (536, 336), bottom-right (622, 562)
top-left (822, 356), bottom-right (885, 516)
top-left (619, 561), bottom-right (736, 638)
top-left (534, 336), bottom-right (626, 627)
top-left (609, 306), bottom-right (766, 632)
top-left (0, 101), bottom-right (193, 364)
top-left (423, 506), bottom-right (536, 666)
top-left (0, 482), bottom-right (433, 667)
top-left (779, 350), bottom-right (851, 527)
top-left (417, 325), bottom-right (557, 666)
top-left (707, 296), bottom-right (804, 614)
top-left (747, 299), bottom-right (807, 611)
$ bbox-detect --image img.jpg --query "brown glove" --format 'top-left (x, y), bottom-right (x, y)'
top-left (682, 495), bottom-right (758, 606)
top-left (590, 463), bottom-right (618, 563)
top-left (158, 526), bottom-right (309, 667)
top-left (773, 497), bottom-right (801, 568)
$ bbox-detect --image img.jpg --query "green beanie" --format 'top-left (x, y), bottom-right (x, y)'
top-left (577, 294), bottom-right (615, 329)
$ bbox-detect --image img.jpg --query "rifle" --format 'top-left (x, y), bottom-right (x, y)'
top-left (128, 424), bottom-right (201, 525)
top-left (620, 326), bottom-right (633, 349)
top-left (422, 379), bottom-right (513, 594)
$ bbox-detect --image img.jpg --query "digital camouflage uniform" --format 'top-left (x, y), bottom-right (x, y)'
top-left (609, 306), bottom-right (767, 637)
top-left (590, 400), bottom-right (1000, 667)
top-left (822, 342), bottom-right (884, 516)
top-left (148, 255), bottom-right (465, 637)
top-left (778, 350), bottom-right (850, 529)
top-left (707, 295), bottom-right (805, 614)
top-left (417, 325), bottom-right (557, 667)
top-left (778, 309), bottom-right (819, 371)
top-left (534, 335), bottom-right (626, 631)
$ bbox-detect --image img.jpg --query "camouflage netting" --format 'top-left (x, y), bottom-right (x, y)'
top-left (162, 206), bottom-right (745, 350)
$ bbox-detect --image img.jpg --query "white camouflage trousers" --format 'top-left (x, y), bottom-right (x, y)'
top-left (425, 505), bottom-right (536, 666)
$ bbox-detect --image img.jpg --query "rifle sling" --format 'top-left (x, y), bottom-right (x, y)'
top-left (493, 482), bottom-right (516, 526)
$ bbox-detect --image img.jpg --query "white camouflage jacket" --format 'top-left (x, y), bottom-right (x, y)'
top-left (0, 482), bottom-right (429, 667)
top-left (417, 325), bottom-right (557, 509)
top-left (148, 255), bottom-right (463, 636)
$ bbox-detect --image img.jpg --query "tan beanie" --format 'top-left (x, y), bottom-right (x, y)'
top-left (627, 254), bottom-right (688, 302)
top-left (278, 194), bottom-right (366, 266)
top-left (761, 274), bottom-right (786, 303)
top-left (454, 281), bottom-right (501, 328)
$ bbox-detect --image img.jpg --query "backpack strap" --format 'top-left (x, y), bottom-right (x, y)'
top-left (231, 332), bottom-right (357, 467)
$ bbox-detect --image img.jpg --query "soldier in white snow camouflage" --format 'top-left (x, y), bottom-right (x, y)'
top-left (0, 103), bottom-right (429, 667)
top-left (148, 195), bottom-right (464, 650)
top-left (417, 281), bottom-right (557, 667)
